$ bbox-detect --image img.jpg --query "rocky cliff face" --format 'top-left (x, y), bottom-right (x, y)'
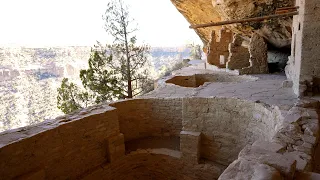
top-left (171, 0), bottom-right (294, 48)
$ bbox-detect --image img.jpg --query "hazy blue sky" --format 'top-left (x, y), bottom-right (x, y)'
top-left (0, 0), bottom-right (201, 47)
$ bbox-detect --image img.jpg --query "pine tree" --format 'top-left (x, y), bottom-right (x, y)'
top-left (57, 78), bottom-right (90, 114)
top-left (79, 48), bottom-right (124, 103)
top-left (56, 0), bottom-right (154, 114)
top-left (102, 0), bottom-right (152, 98)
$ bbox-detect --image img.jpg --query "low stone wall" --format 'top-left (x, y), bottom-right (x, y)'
top-left (0, 97), bottom-right (319, 179)
top-left (110, 98), bottom-right (183, 142)
top-left (182, 97), bottom-right (282, 165)
top-left (0, 105), bottom-right (124, 179)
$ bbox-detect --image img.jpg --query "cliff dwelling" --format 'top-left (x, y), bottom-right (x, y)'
top-left (1, 0), bottom-right (320, 180)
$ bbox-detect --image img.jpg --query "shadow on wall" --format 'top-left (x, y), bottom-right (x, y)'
top-left (182, 97), bottom-right (282, 165)
top-left (110, 97), bottom-right (282, 166)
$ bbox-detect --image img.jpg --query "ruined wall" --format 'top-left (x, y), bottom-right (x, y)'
top-left (286, 0), bottom-right (320, 96)
top-left (227, 34), bottom-right (250, 70)
top-left (0, 96), bottom-right (319, 179)
top-left (239, 33), bottom-right (269, 74)
top-left (219, 101), bottom-right (320, 179)
top-left (110, 98), bottom-right (183, 142)
top-left (207, 29), bottom-right (233, 68)
top-left (205, 32), bottom-right (268, 74)
top-left (182, 97), bottom-right (282, 165)
top-left (0, 105), bottom-right (124, 179)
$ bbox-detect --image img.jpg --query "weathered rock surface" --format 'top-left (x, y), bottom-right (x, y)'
top-left (170, 0), bottom-right (222, 45)
top-left (171, 0), bottom-right (294, 48)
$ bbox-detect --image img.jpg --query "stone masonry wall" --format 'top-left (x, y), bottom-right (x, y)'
top-left (0, 105), bottom-right (124, 179)
top-left (227, 34), bottom-right (250, 70)
top-left (182, 97), bottom-right (282, 165)
top-left (207, 29), bottom-right (233, 68)
top-left (110, 98), bottom-right (182, 142)
top-left (239, 33), bottom-right (269, 75)
top-left (0, 97), bottom-right (319, 179)
top-left (286, 0), bottom-right (320, 96)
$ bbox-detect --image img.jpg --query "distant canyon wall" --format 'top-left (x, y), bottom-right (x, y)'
top-left (0, 64), bottom-right (82, 82)
top-left (0, 46), bottom-right (92, 81)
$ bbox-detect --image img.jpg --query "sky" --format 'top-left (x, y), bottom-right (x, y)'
top-left (0, 0), bottom-right (202, 47)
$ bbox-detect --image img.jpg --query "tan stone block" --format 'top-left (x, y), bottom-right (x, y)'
top-left (300, 134), bottom-right (317, 145)
top-left (239, 145), bottom-right (297, 179)
top-left (252, 140), bottom-right (285, 153)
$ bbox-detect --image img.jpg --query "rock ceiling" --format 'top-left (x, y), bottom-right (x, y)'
top-left (171, 0), bottom-right (294, 48)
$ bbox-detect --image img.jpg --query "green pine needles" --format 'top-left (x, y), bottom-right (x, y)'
top-left (57, 0), bottom-right (153, 114)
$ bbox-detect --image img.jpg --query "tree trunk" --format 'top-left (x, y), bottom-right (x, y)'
top-left (120, 2), bottom-right (132, 98)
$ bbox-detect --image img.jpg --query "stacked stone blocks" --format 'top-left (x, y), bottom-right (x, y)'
top-left (107, 133), bottom-right (125, 163)
top-left (227, 34), bottom-right (250, 70)
top-left (0, 97), bottom-right (319, 180)
top-left (206, 30), bottom-right (269, 74)
top-left (239, 33), bottom-right (269, 75)
top-left (0, 105), bottom-right (123, 179)
top-left (109, 98), bottom-right (183, 142)
top-left (285, 0), bottom-right (320, 96)
top-left (180, 131), bottom-right (201, 164)
top-left (207, 29), bottom-right (233, 68)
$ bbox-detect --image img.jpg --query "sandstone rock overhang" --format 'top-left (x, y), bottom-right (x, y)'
top-left (170, 0), bottom-right (294, 48)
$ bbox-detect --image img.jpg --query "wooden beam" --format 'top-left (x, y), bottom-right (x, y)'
top-left (276, 10), bottom-right (292, 14)
top-left (276, 6), bottom-right (299, 11)
top-left (275, 6), bottom-right (299, 14)
top-left (189, 11), bottom-right (298, 29)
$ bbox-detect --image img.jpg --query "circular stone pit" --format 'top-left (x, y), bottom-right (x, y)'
top-left (165, 73), bottom-right (256, 87)
top-left (104, 97), bottom-right (284, 179)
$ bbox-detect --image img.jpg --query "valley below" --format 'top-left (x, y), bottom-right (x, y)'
top-left (0, 46), bottom-right (192, 132)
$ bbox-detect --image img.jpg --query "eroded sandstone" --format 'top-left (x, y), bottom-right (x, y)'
top-left (171, 0), bottom-right (294, 48)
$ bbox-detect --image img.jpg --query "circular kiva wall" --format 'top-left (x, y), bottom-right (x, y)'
top-left (165, 74), bottom-right (256, 87)
top-left (110, 98), bottom-right (183, 142)
top-left (182, 97), bottom-right (282, 165)
top-left (109, 97), bottom-right (282, 170)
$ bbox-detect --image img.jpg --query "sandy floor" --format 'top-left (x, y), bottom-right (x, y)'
top-left (125, 136), bottom-right (180, 153)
